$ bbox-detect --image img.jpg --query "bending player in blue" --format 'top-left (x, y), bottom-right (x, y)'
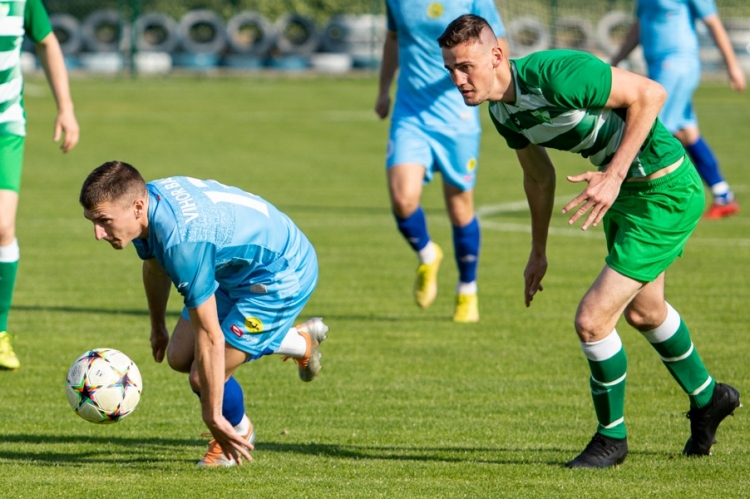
top-left (80, 161), bottom-right (327, 467)
top-left (375, 1), bottom-right (507, 322)
top-left (611, 0), bottom-right (746, 219)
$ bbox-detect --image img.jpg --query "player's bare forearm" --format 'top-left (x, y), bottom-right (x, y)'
top-left (518, 145), bottom-right (555, 256)
top-left (610, 21), bottom-right (640, 66)
top-left (142, 259), bottom-right (171, 330)
top-left (605, 67), bottom-right (666, 180)
top-left (375, 31), bottom-right (399, 119)
top-left (36, 33), bottom-right (79, 152)
top-left (704, 15), bottom-right (747, 92)
top-left (517, 145), bottom-right (555, 306)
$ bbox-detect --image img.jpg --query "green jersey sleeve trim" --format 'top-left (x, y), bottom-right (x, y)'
top-left (24, 0), bottom-right (52, 44)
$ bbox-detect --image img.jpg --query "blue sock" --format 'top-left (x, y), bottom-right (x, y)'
top-left (685, 137), bottom-right (724, 189)
top-left (452, 217), bottom-right (480, 284)
top-left (395, 207), bottom-right (430, 252)
top-left (193, 375), bottom-right (245, 427)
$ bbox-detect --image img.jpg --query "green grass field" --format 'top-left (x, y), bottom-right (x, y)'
top-left (0, 73), bottom-right (748, 498)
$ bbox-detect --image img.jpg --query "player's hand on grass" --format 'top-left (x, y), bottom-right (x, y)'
top-left (563, 170), bottom-right (621, 230)
top-left (150, 325), bottom-right (169, 363)
top-left (374, 93), bottom-right (391, 119)
top-left (524, 253), bottom-right (547, 307)
top-left (54, 109), bottom-right (79, 153)
top-left (206, 416), bottom-right (254, 465)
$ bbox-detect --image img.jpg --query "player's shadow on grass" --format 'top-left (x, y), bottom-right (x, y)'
top-left (0, 434), bottom-right (663, 467)
top-left (11, 304), bottom-right (181, 318)
top-left (256, 442), bottom-right (663, 466)
top-left (0, 434), bottom-right (208, 467)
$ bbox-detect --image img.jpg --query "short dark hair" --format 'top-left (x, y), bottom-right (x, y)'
top-left (79, 161), bottom-right (147, 210)
top-left (437, 14), bottom-right (493, 49)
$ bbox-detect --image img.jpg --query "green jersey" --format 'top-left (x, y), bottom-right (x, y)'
top-left (488, 50), bottom-right (684, 179)
top-left (0, 0), bottom-right (52, 137)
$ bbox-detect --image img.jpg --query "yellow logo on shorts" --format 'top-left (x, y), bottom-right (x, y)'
top-left (467, 158), bottom-right (477, 172)
top-left (245, 317), bottom-right (264, 333)
top-left (426, 3), bottom-right (444, 19)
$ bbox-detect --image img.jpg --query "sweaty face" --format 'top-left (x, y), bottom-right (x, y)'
top-left (83, 199), bottom-right (143, 250)
top-left (442, 39), bottom-right (497, 107)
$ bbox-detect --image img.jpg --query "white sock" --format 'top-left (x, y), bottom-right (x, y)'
top-left (456, 281), bottom-right (477, 295)
top-left (276, 327), bottom-right (308, 357)
top-left (234, 414), bottom-right (250, 435)
top-left (0, 238), bottom-right (19, 262)
top-left (710, 181), bottom-right (730, 197)
top-left (418, 241), bottom-right (437, 264)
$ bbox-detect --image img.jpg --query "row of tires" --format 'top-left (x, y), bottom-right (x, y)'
top-left (509, 12), bottom-right (750, 58)
top-left (39, 10), bottom-right (386, 56)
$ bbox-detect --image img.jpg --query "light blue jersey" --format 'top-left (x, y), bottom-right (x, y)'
top-left (133, 177), bottom-right (318, 358)
top-left (637, 0), bottom-right (716, 65)
top-left (387, 0), bottom-right (505, 132)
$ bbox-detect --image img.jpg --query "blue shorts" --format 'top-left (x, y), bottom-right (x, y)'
top-left (386, 120), bottom-right (480, 191)
top-left (649, 57), bottom-right (700, 134)
top-left (181, 260), bottom-right (318, 361)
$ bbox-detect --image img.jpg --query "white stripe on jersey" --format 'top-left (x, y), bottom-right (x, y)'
top-left (0, 76), bottom-right (22, 104)
top-left (0, 17), bottom-right (24, 36)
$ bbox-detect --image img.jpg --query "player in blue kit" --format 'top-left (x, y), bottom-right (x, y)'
top-left (375, 1), bottom-right (507, 322)
top-left (611, 0), bottom-right (746, 219)
top-left (79, 161), bottom-right (328, 467)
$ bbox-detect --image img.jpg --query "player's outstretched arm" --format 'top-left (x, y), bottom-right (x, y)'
top-left (143, 259), bottom-right (171, 362)
top-left (190, 296), bottom-right (253, 465)
top-left (610, 20), bottom-right (640, 67)
top-left (35, 32), bottom-right (79, 152)
top-left (703, 14), bottom-right (746, 92)
top-left (517, 144), bottom-right (556, 307)
top-left (375, 30), bottom-right (399, 119)
top-left (564, 67), bottom-right (665, 230)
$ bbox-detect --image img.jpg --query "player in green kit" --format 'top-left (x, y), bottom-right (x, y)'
top-left (439, 14), bottom-right (740, 468)
top-left (0, 0), bottom-right (79, 370)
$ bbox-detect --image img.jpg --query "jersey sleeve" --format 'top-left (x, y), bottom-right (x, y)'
top-left (474, 0), bottom-right (506, 38)
top-left (163, 242), bottom-right (219, 309)
top-left (688, 0), bottom-right (718, 21)
top-left (489, 108), bottom-right (530, 149)
top-left (535, 51), bottom-right (612, 110)
top-left (24, 0), bottom-right (52, 43)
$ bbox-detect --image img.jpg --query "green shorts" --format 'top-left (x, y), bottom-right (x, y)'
top-left (0, 134), bottom-right (25, 192)
top-left (603, 157), bottom-right (704, 282)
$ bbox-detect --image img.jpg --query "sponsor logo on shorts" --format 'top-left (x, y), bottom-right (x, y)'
top-left (426, 3), bottom-right (444, 18)
top-left (467, 158), bottom-right (477, 172)
top-left (245, 316), bottom-right (264, 333)
top-left (230, 324), bottom-right (244, 337)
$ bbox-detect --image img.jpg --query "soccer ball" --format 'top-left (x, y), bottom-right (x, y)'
top-left (65, 348), bottom-right (143, 424)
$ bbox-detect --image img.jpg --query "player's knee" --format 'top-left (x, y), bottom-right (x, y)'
top-left (0, 217), bottom-right (16, 242)
top-left (166, 351), bottom-right (192, 373)
top-left (573, 313), bottom-right (603, 343)
top-left (391, 195), bottom-right (420, 218)
top-left (188, 369), bottom-right (201, 392)
top-left (623, 306), bottom-right (663, 332)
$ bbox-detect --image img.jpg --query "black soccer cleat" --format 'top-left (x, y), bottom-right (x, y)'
top-left (683, 382), bottom-right (741, 457)
top-left (565, 433), bottom-right (628, 469)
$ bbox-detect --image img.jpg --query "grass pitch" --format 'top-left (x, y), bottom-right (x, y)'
top-left (0, 74), bottom-right (748, 498)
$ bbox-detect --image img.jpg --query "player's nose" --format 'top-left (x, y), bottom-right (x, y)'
top-left (94, 225), bottom-right (107, 240)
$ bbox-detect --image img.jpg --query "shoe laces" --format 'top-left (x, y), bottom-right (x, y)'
top-left (200, 434), bottom-right (230, 464)
top-left (583, 434), bottom-right (619, 458)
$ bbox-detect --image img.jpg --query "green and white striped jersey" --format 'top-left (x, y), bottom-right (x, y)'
top-left (488, 50), bottom-right (684, 179)
top-left (0, 0), bottom-right (52, 137)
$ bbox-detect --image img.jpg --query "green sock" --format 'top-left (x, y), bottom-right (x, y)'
top-left (581, 330), bottom-right (628, 440)
top-left (0, 253), bottom-right (19, 332)
top-left (641, 303), bottom-right (714, 408)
